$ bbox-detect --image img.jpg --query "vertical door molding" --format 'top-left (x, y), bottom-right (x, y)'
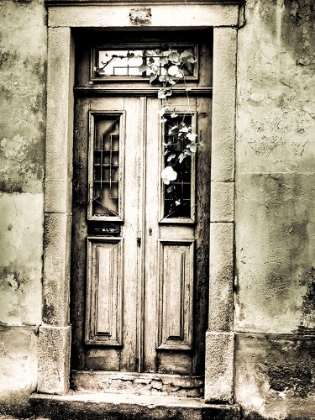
top-left (42, 1), bottom-right (241, 399)
top-left (205, 27), bottom-right (237, 404)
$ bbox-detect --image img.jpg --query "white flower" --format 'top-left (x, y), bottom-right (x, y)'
top-left (161, 166), bottom-right (177, 185)
top-left (168, 65), bottom-right (183, 78)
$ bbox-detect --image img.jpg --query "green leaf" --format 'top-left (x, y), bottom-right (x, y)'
top-left (187, 55), bottom-right (197, 63)
top-left (169, 51), bottom-right (179, 63)
top-left (95, 67), bottom-right (106, 74)
top-left (178, 153), bottom-right (186, 163)
top-left (170, 112), bottom-right (178, 118)
top-left (187, 144), bottom-right (197, 153)
top-left (167, 185), bottom-right (174, 193)
top-left (187, 132), bottom-right (197, 141)
top-left (157, 107), bottom-right (167, 116)
top-left (138, 64), bottom-right (149, 72)
top-left (169, 125), bottom-right (178, 133)
top-left (180, 50), bottom-right (192, 59)
top-left (158, 88), bottom-right (172, 99)
top-left (159, 75), bottom-right (170, 83)
top-left (150, 73), bottom-right (158, 83)
top-left (167, 153), bottom-right (176, 162)
top-left (159, 57), bottom-right (168, 66)
top-left (158, 89), bottom-right (166, 99)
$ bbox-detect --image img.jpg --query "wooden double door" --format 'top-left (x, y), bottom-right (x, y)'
top-left (71, 91), bottom-right (211, 376)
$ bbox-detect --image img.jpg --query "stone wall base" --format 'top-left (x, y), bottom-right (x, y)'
top-left (205, 331), bottom-right (235, 403)
top-left (37, 325), bottom-right (71, 395)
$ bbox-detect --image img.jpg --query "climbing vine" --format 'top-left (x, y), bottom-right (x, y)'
top-left (95, 47), bottom-right (201, 216)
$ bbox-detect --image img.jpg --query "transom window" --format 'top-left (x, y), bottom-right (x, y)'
top-left (92, 44), bottom-right (198, 81)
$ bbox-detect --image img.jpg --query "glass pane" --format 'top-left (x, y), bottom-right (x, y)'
top-left (163, 115), bottom-right (192, 218)
top-left (92, 116), bottom-right (120, 217)
top-left (96, 47), bottom-right (195, 78)
top-left (97, 50), bottom-right (143, 76)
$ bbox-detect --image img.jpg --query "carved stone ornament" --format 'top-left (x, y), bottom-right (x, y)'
top-left (129, 8), bottom-right (152, 26)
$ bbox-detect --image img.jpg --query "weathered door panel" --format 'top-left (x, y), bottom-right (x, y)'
top-left (72, 94), bottom-right (211, 375)
top-left (71, 27), bottom-right (212, 376)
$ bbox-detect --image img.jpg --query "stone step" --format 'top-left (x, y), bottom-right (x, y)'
top-left (30, 392), bottom-right (241, 420)
top-left (71, 370), bottom-right (204, 398)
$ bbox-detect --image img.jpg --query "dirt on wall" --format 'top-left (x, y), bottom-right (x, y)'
top-left (236, 0), bottom-right (315, 418)
top-left (0, 0), bottom-right (47, 413)
top-left (0, 0), bottom-right (46, 194)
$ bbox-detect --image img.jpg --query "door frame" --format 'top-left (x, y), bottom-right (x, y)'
top-left (39, 0), bottom-right (242, 404)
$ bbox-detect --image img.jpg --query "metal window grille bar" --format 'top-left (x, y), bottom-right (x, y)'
top-left (164, 116), bottom-right (192, 218)
top-left (93, 118), bottom-right (120, 217)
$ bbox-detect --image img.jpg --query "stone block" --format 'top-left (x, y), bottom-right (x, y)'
top-left (44, 180), bottom-right (72, 214)
top-left (211, 181), bottom-right (235, 222)
top-left (212, 27), bottom-right (237, 182)
top-left (43, 213), bottom-right (71, 326)
top-left (37, 325), bottom-right (71, 395)
top-left (205, 331), bottom-right (235, 404)
top-left (209, 222), bottom-right (234, 331)
top-left (46, 27), bottom-right (74, 183)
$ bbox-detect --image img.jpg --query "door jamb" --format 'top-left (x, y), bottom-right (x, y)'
top-left (39, 2), bottom-right (240, 404)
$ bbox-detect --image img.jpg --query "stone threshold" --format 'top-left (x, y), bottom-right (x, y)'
top-left (30, 392), bottom-right (241, 419)
top-left (71, 370), bottom-right (204, 398)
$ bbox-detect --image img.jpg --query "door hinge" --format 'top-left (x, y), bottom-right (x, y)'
top-left (137, 237), bottom-right (141, 247)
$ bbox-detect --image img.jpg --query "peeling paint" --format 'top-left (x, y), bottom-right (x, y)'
top-left (0, 0), bottom-right (46, 194)
top-left (236, 334), bottom-right (315, 418)
top-left (0, 326), bottom-right (37, 416)
top-left (236, 0), bottom-right (315, 418)
top-left (0, 193), bottom-right (43, 326)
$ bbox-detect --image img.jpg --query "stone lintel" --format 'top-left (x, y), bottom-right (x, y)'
top-left (48, 4), bottom-right (240, 28)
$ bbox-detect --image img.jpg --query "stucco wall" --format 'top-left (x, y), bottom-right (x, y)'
top-left (0, 0), bottom-right (46, 413)
top-left (1, 0), bottom-right (315, 418)
top-left (236, 0), bottom-right (315, 418)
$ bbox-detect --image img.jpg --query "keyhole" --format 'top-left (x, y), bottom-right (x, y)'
top-left (149, 228), bottom-right (152, 236)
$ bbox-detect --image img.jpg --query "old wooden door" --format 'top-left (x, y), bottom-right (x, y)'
top-left (71, 31), bottom-right (212, 381)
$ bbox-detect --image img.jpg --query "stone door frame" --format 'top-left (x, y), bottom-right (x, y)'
top-left (39, 0), bottom-right (241, 403)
